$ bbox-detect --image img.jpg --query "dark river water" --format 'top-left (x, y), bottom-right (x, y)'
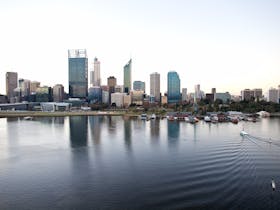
top-left (1, 116), bottom-right (280, 210)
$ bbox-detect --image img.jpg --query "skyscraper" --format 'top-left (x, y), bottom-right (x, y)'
top-left (123, 59), bottom-right (132, 93)
top-left (182, 88), bottom-right (187, 102)
top-left (194, 84), bottom-right (201, 102)
top-left (268, 88), bottom-right (279, 103)
top-left (6, 72), bottom-right (18, 101)
top-left (107, 76), bottom-right (117, 105)
top-left (68, 49), bottom-right (88, 98)
top-left (150, 72), bottom-right (160, 103)
top-left (167, 71), bottom-right (180, 103)
top-left (93, 57), bottom-right (101, 86)
top-left (133, 81), bottom-right (145, 92)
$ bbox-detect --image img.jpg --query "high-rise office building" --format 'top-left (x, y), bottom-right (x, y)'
top-left (19, 79), bottom-right (31, 98)
top-left (182, 88), bottom-right (187, 102)
top-left (6, 72), bottom-right (18, 100)
top-left (253, 88), bottom-right (263, 100)
top-left (107, 76), bottom-right (117, 105)
top-left (268, 88), bottom-right (279, 103)
top-left (241, 89), bottom-right (254, 101)
top-left (167, 71), bottom-right (180, 103)
top-left (123, 59), bottom-right (132, 93)
top-left (93, 57), bottom-right (101, 86)
top-left (133, 81), bottom-right (145, 92)
top-left (194, 84), bottom-right (202, 102)
top-left (68, 49), bottom-right (88, 98)
top-left (212, 88), bottom-right (216, 101)
top-left (30, 81), bottom-right (40, 93)
top-left (150, 72), bottom-right (160, 103)
top-left (53, 84), bottom-right (64, 102)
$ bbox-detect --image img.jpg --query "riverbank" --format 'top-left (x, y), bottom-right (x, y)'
top-left (0, 111), bottom-right (132, 118)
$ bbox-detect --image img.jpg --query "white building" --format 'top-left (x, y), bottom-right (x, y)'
top-left (93, 57), bottom-right (101, 86)
top-left (150, 72), bottom-right (160, 102)
top-left (268, 88), bottom-right (279, 103)
top-left (111, 93), bottom-right (126, 107)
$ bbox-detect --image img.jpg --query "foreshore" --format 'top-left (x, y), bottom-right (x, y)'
top-left (0, 111), bottom-right (140, 118)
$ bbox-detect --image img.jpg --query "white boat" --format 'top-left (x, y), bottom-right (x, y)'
top-left (272, 179), bottom-right (276, 190)
top-left (150, 114), bottom-right (156, 119)
top-left (211, 116), bottom-right (218, 123)
top-left (240, 130), bottom-right (248, 136)
top-left (184, 116), bottom-right (190, 122)
top-left (23, 116), bottom-right (33, 120)
top-left (204, 116), bottom-right (211, 122)
top-left (140, 114), bottom-right (147, 120)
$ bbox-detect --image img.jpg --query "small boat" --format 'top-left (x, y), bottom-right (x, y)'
top-left (23, 116), bottom-right (33, 120)
top-left (167, 115), bottom-right (175, 121)
top-left (272, 179), bottom-right (276, 191)
top-left (204, 116), bottom-right (211, 122)
top-left (240, 130), bottom-right (248, 136)
top-left (140, 114), bottom-right (147, 120)
top-left (231, 118), bottom-right (238, 124)
top-left (184, 116), bottom-right (190, 122)
top-left (150, 114), bottom-right (156, 120)
top-left (211, 116), bottom-right (219, 123)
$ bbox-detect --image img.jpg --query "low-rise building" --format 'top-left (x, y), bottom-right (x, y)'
top-left (111, 93), bottom-right (126, 107)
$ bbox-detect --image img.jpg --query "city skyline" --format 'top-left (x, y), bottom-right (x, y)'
top-left (0, 0), bottom-right (280, 95)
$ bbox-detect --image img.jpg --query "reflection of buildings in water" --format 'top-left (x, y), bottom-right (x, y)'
top-left (38, 117), bottom-right (54, 124)
top-left (124, 119), bottom-right (132, 151)
top-left (6, 118), bottom-right (20, 146)
top-left (69, 116), bottom-right (88, 148)
top-left (167, 121), bottom-right (180, 141)
top-left (7, 118), bottom-right (19, 122)
top-left (107, 116), bottom-right (117, 134)
top-left (53, 117), bottom-right (65, 124)
top-left (150, 120), bottom-right (160, 138)
top-left (89, 116), bottom-right (102, 145)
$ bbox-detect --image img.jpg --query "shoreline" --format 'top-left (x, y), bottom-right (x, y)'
top-left (0, 111), bottom-right (139, 118)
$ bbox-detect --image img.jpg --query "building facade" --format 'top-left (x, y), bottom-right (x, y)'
top-left (268, 88), bottom-right (279, 103)
top-left (30, 81), bottom-right (40, 93)
top-left (107, 76), bottom-right (117, 104)
top-left (182, 88), bottom-right (187, 102)
top-left (36, 86), bottom-right (52, 102)
top-left (215, 92), bottom-right (231, 103)
top-left (133, 81), bottom-right (145, 92)
top-left (68, 49), bottom-right (88, 98)
top-left (88, 86), bottom-right (102, 104)
top-left (6, 72), bottom-right (18, 101)
top-left (167, 71), bottom-right (181, 104)
top-left (93, 57), bottom-right (101, 86)
top-left (53, 84), bottom-right (64, 102)
top-left (150, 72), bottom-right (160, 103)
top-left (123, 59), bottom-right (132, 93)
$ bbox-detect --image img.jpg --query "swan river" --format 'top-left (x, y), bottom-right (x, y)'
top-left (1, 116), bottom-right (280, 209)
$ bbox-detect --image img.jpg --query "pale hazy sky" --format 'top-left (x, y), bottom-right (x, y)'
top-left (0, 0), bottom-right (279, 95)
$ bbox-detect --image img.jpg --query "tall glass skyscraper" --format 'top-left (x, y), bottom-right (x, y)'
top-left (167, 71), bottom-right (181, 104)
top-left (123, 59), bottom-right (132, 93)
top-left (68, 49), bottom-right (88, 98)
